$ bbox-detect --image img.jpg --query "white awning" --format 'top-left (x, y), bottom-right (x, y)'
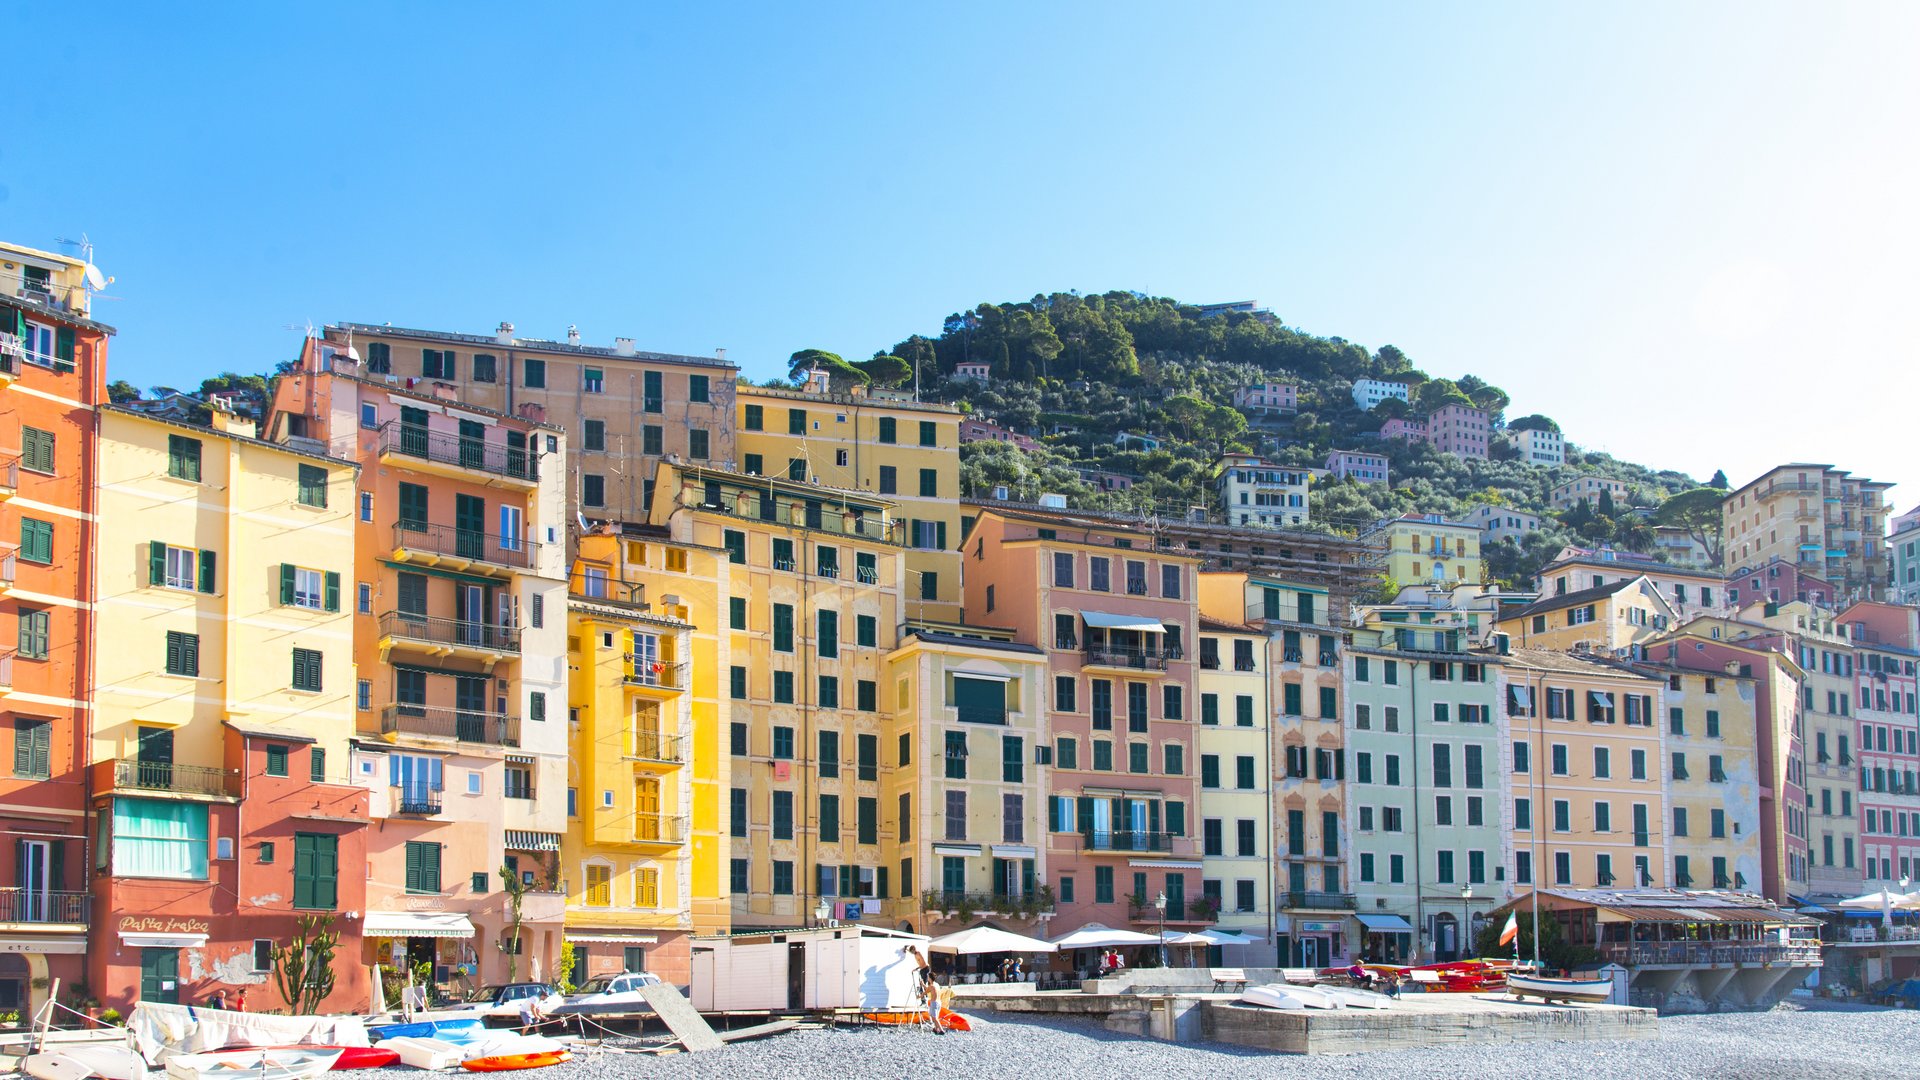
top-left (364, 911), bottom-right (477, 939)
top-left (119, 932), bottom-right (209, 948)
top-left (933, 844), bottom-right (982, 857)
top-left (992, 845), bottom-right (1037, 859)
top-left (1128, 859), bottom-right (1203, 870)
top-left (565, 932), bottom-right (660, 944)
top-left (1080, 611), bottom-right (1167, 633)
top-left (1356, 913), bottom-right (1415, 932)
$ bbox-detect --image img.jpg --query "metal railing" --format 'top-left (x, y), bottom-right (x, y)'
top-left (0, 888), bottom-right (87, 924)
top-left (0, 544), bottom-right (16, 590)
top-left (691, 487), bottom-right (904, 545)
top-left (390, 783), bottom-right (444, 814)
top-left (625, 731), bottom-right (687, 763)
top-left (0, 649), bottom-right (12, 689)
top-left (633, 815), bottom-right (689, 844)
top-left (1083, 647), bottom-right (1170, 672)
top-left (1081, 830), bottom-right (1175, 853)
top-left (1282, 890), bottom-right (1358, 910)
top-left (380, 704), bottom-right (522, 746)
top-left (379, 612), bottom-right (521, 654)
top-left (1599, 941), bottom-right (1821, 966)
top-left (0, 454), bottom-right (19, 492)
top-left (112, 759), bottom-right (236, 798)
top-left (378, 421), bottom-right (537, 482)
top-left (392, 522), bottom-right (539, 569)
top-left (624, 658), bottom-right (689, 691)
top-left (1126, 580), bottom-right (1149, 596)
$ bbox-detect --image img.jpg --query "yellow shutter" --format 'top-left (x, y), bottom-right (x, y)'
top-left (586, 864), bottom-right (611, 906)
top-left (636, 868), bottom-right (658, 908)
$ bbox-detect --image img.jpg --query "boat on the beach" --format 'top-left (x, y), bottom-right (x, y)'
top-left (377, 1037), bottom-right (469, 1070)
top-left (1507, 973), bottom-right (1613, 1004)
top-left (163, 1048), bottom-right (342, 1080)
top-left (1238, 983), bottom-right (1344, 1010)
top-left (24, 1044), bottom-right (150, 1080)
top-left (862, 1009), bottom-right (971, 1031)
top-left (367, 1018), bottom-right (486, 1043)
top-left (459, 1052), bottom-right (570, 1072)
top-left (1326, 987), bottom-right (1394, 1009)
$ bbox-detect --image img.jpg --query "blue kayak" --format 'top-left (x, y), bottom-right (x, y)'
top-left (367, 1018), bottom-right (487, 1042)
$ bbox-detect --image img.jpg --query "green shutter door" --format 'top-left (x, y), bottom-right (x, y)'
top-left (197, 550), bottom-right (216, 594)
top-left (139, 948), bottom-right (180, 1004)
top-left (324, 572), bottom-right (341, 612)
top-left (279, 563), bottom-right (296, 605)
top-left (399, 406), bottom-right (428, 456)
top-left (149, 541), bottom-right (167, 586)
top-left (455, 494), bottom-right (485, 558)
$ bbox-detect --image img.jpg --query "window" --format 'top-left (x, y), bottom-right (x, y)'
top-left (167, 435), bottom-right (202, 482)
top-left (878, 466), bottom-right (896, 494)
top-left (582, 474), bottom-right (605, 507)
top-left (165, 631), bottom-right (200, 677)
top-left (112, 799), bottom-right (208, 879)
top-left (292, 834), bottom-right (339, 910)
top-left (1161, 564), bottom-right (1181, 598)
top-left (944, 731), bottom-right (968, 780)
top-left (12, 718), bottom-right (50, 779)
top-left (21, 427), bottom-right (53, 475)
top-left (773, 672), bottom-right (794, 704)
top-left (296, 464), bottom-right (328, 507)
top-left (773, 603), bottom-right (794, 651)
top-left (292, 648), bottom-right (323, 692)
top-left (919, 421), bottom-right (937, 447)
top-left (18, 518), bottom-right (51, 565)
top-left (743, 404), bottom-right (764, 431)
top-left (689, 429), bottom-right (710, 459)
top-left (773, 726), bottom-right (795, 759)
top-left (582, 367), bottom-right (605, 393)
top-left (265, 744), bottom-right (290, 777)
top-left (919, 469), bottom-right (938, 497)
top-left (773, 792), bottom-right (794, 839)
top-left (857, 614), bottom-right (877, 648)
top-left (878, 417), bottom-right (897, 444)
top-left (787, 408), bottom-right (807, 435)
top-left (16, 608), bottom-right (46, 661)
top-left (581, 419), bottom-right (606, 452)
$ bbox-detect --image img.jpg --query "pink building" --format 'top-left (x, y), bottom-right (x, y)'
top-left (1232, 382), bottom-right (1297, 415)
top-left (1428, 404), bottom-right (1490, 460)
top-left (1727, 557), bottom-right (1836, 609)
top-left (959, 418), bottom-right (1042, 452)
top-left (1837, 602), bottom-right (1920, 884)
top-left (1323, 449), bottom-right (1388, 485)
top-left (954, 361), bottom-right (992, 383)
top-left (1379, 418), bottom-right (1427, 443)
top-left (1077, 468), bottom-right (1136, 492)
top-left (961, 506), bottom-right (1207, 938)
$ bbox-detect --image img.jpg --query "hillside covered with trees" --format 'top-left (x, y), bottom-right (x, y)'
top-left (784, 290), bottom-right (1729, 587)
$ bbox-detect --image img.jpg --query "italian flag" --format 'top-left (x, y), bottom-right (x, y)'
top-left (1498, 911), bottom-right (1519, 947)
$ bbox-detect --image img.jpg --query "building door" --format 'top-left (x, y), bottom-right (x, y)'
top-left (455, 677), bottom-right (489, 742)
top-left (1298, 936), bottom-right (1321, 968)
top-left (455, 584), bottom-right (486, 646)
top-left (136, 726), bottom-right (174, 789)
top-left (139, 948), bottom-right (180, 1004)
top-left (454, 494), bottom-right (486, 559)
top-left (13, 840), bottom-right (52, 922)
top-left (1165, 873), bottom-right (1186, 921)
top-left (633, 779), bottom-right (661, 840)
top-left (786, 943), bottom-right (806, 1011)
top-left (567, 946), bottom-right (587, 989)
top-left (457, 420), bottom-right (486, 470)
top-left (399, 406), bottom-right (429, 457)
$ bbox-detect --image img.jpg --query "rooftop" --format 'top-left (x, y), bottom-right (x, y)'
top-left (330, 321), bottom-right (737, 370)
top-left (739, 382), bottom-right (960, 415)
top-left (1499, 646), bottom-right (1663, 680)
top-left (1503, 578), bottom-right (1647, 622)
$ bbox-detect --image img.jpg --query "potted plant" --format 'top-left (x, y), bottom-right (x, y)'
top-left (0, 1010), bottom-right (20, 1030)
top-left (98, 1008), bottom-right (122, 1027)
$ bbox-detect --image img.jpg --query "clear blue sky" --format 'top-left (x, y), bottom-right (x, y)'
top-left (7, 3), bottom-right (1914, 503)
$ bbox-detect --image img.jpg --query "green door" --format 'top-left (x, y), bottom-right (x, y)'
top-left (293, 833), bottom-right (339, 910)
top-left (140, 948), bottom-right (180, 1004)
top-left (455, 494), bottom-right (486, 559)
top-left (399, 406), bottom-right (429, 457)
top-left (458, 420), bottom-right (485, 470)
top-left (136, 726), bottom-right (173, 790)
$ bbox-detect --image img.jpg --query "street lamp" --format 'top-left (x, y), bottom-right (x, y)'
top-left (1460, 885), bottom-right (1473, 961)
top-left (815, 899), bottom-right (832, 927)
top-left (1154, 891), bottom-right (1168, 968)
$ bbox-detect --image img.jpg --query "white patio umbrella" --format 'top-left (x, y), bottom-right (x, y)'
top-left (928, 925), bottom-right (1058, 954)
top-left (1837, 889), bottom-right (1906, 909)
top-left (1049, 922), bottom-right (1161, 949)
top-left (1158, 930), bottom-right (1214, 946)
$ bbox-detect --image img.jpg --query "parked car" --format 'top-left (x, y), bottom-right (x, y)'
top-left (447, 982), bottom-right (560, 1019)
top-left (562, 971), bottom-right (663, 1008)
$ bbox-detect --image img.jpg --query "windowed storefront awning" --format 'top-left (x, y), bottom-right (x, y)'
top-left (364, 911), bottom-right (477, 939)
top-left (119, 931), bottom-right (209, 948)
top-left (565, 932), bottom-right (659, 945)
top-left (1080, 611), bottom-right (1167, 633)
top-left (1356, 913), bottom-right (1415, 932)
top-left (505, 830), bottom-right (561, 852)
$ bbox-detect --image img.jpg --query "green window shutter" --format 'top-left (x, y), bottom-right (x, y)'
top-left (27, 521), bottom-right (50, 564)
top-left (198, 549), bottom-right (217, 594)
top-left (315, 835), bottom-right (338, 908)
top-left (182, 633), bottom-right (198, 676)
top-left (404, 842), bottom-right (422, 892)
top-left (165, 631), bottom-right (182, 674)
top-left (323, 572), bottom-right (341, 612)
top-left (279, 564), bottom-right (296, 605)
top-left (310, 747), bottom-right (327, 782)
top-left (149, 541), bottom-right (167, 586)
top-left (530, 691), bottom-right (546, 723)
top-left (426, 843), bottom-right (442, 892)
top-left (53, 327), bottom-right (74, 369)
top-left (936, 521), bottom-right (948, 549)
top-left (293, 835), bottom-right (314, 908)
top-left (13, 721), bottom-right (33, 777)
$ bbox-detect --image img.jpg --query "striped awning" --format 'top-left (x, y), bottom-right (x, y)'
top-left (505, 830), bottom-right (562, 852)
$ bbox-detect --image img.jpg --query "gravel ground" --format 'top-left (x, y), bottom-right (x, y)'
top-left (339, 999), bottom-right (1914, 1080)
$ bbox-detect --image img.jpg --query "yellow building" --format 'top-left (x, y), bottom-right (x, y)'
top-left (1498, 575), bottom-right (1679, 653)
top-left (1638, 650), bottom-right (1765, 892)
top-left (1502, 649), bottom-right (1668, 892)
top-left (563, 527), bottom-right (727, 986)
top-left (1365, 514), bottom-right (1483, 587)
top-left (887, 623), bottom-right (1050, 937)
top-left (645, 461), bottom-right (908, 929)
top-left (1194, 615), bottom-right (1275, 958)
top-left (734, 378), bottom-right (962, 621)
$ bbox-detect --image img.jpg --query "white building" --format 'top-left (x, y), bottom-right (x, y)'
top-left (1351, 379), bottom-right (1410, 410)
top-left (1464, 503), bottom-right (1544, 545)
top-left (1549, 475), bottom-right (1634, 510)
top-left (1511, 427), bottom-right (1565, 466)
top-left (953, 361), bottom-right (991, 383)
top-left (1215, 452), bottom-right (1310, 529)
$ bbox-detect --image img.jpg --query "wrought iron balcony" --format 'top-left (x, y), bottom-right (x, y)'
top-left (632, 815), bottom-right (689, 845)
top-left (108, 759), bottom-right (238, 798)
top-left (390, 783), bottom-right (444, 815)
top-left (379, 612), bottom-right (521, 656)
top-left (1282, 890), bottom-right (1358, 910)
top-left (624, 731), bottom-right (687, 764)
top-left (0, 888), bottom-right (87, 925)
top-left (1083, 647), bottom-right (1170, 672)
top-left (378, 421), bottom-right (538, 483)
top-left (624, 658), bottom-right (689, 692)
top-left (391, 522), bottom-right (539, 573)
top-left (1081, 829), bottom-right (1175, 853)
top-left (380, 704), bottom-right (521, 747)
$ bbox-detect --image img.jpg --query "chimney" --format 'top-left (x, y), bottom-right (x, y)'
top-left (613, 338), bottom-right (636, 357)
top-left (566, 325), bottom-right (582, 346)
top-left (431, 383), bottom-right (459, 403)
top-left (802, 367), bottom-right (831, 396)
top-left (715, 348), bottom-right (727, 363)
top-left (207, 399), bottom-right (258, 440)
top-left (496, 321), bottom-right (515, 345)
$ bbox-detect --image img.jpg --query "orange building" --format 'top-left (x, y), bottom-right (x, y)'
top-left (0, 246), bottom-right (106, 1014)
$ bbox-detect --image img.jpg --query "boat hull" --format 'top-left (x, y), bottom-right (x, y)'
top-left (25, 1046), bottom-right (149, 1080)
top-left (460, 1052), bottom-right (570, 1072)
top-left (1507, 974), bottom-right (1613, 1004)
top-left (163, 1049), bottom-right (342, 1080)
top-left (377, 1037), bottom-right (469, 1070)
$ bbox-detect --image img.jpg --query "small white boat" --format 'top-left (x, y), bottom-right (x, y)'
top-left (1238, 983), bottom-right (1345, 1010)
top-left (377, 1037), bottom-right (469, 1071)
top-left (1327, 987), bottom-right (1394, 1010)
top-left (163, 1048), bottom-right (341, 1080)
top-left (1507, 972), bottom-right (1613, 1004)
top-left (25, 1044), bottom-right (150, 1080)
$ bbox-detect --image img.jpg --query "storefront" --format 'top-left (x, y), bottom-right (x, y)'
top-left (1356, 913), bottom-right (1415, 963)
top-left (364, 911), bottom-right (478, 999)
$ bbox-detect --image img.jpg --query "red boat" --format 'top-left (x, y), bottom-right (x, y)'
top-left (1411, 959), bottom-right (1509, 993)
top-left (217, 1047), bottom-right (399, 1071)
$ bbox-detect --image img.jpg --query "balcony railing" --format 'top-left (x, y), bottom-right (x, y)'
top-left (110, 759), bottom-right (237, 798)
top-left (392, 522), bottom-right (539, 570)
top-left (1126, 580), bottom-right (1149, 596)
top-left (921, 890), bottom-right (1057, 918)
top-left (632, 815), bottom-right (689, 845)
top-left (380, 704), bottom-right (521, 747)
top-left (1084, 647), bottom-right (1170, 672)
top-left (0, 888), bottom-right (87, 925)
top-left (378, 421), bottom-right (537, 482)
top-left (1598, 941), bottom-right (1821, 967)
top-left (1282, 890), bottom-right (1358, 910)
top-left (379, 612), bottom-right (521, 654)
top-left (0, 453), bottom-right (19, 496)
top-left (695, 488), bottom-right (904, 545)
top-left (1081, 830), bottom-right (1174, 853)
top-left (390, 783), bottom-right (444, 815)
top-left (624, 658), bottom-right (689, 691)
top-left (0, 649), bottom-right (12, 691)
top-left (625, 731), bottom-right (687, 764)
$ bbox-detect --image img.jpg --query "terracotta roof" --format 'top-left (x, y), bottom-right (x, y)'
top-left (1504, 578), bottom-right (1643, 621)
top-left (1198, 615), bottom-right (1258, 634)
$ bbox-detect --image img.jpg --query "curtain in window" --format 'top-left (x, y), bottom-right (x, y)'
top-left (112, 799), bottom-right (208, 879)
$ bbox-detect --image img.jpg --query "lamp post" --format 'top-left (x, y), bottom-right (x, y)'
top-left (815, 898), bottom-right (832, 927)
top-left (1154, 891), bottom-right (1168, 968)
top-left (1460, 884), bottom-right (1473, 961)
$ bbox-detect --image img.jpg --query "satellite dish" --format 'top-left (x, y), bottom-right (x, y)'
top-left (345, 345), bottom-right (362, 362)
top-left (83, 263), bottom-right (107, 291)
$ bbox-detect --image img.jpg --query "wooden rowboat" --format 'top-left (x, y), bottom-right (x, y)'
top-left (163, 1048), bottom-right (342, 1080)
top-left (1507, 973), bottom-right (1613, 1004)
